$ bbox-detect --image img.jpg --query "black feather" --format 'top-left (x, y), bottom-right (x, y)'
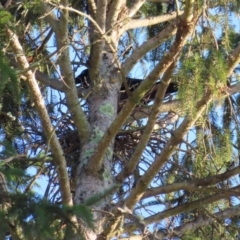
top-left (75, 69), bottom-right (177, 101)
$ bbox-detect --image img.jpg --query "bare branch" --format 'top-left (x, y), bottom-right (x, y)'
top-left (148, 0), bottom-right (171, 2)
top-left (40, 2), bottom-right (60, 29)
top-left (41, 2), bottom-right (90, 143)
top-left (128, 0), bottom-right (147, 18)
top-left (96, 0), bottom-right (107, 32)
top-left (122, 198), bottom-right (240, 239)
top-left (142, 166), bottom-right (240, 199)
top-left (6, 28), bottom-right (73, 206)
top-left (88, 0), bottom-right (107, 81)
top-left (121, 19), bottom-right (178, 74)
top-left (125, 80), bottom-right (240, 123)
top-left (144, 185), bottom-right (240, 225)
top-left (106, 0), bottom-right (126, 31)
top-left (116, 62), bottom-right (176, 182)
top-left (123, 11), bottom-right (183, 31)
top-left (123, 3), bottom-right (203, 209)
top-left (156, 204), bottom-right (240, 239)
top-left (0, 172), bottom-right (8, 193)
top-left (124, 93), bottom-right (212, 209)
top-left (35, 71), bottom-right (65, 90)
top-left (123, 10), bottom-right (240, 210)
top-left (86, 7), bottom-right (197, 173)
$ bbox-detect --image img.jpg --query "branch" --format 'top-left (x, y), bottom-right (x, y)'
top-left (0, 172), bottom-right (8, 193)
top-left (147, 0), bottom-right (171, 2)
top-left (123, 5), bottom-right (203, 209)
top-left (125, 95), bottom-right (212, 209)
top-left (86, 5), bottom-right (197, 173)
top-left (156, 204), bottom-right (240, 238)
top-left (123, 11), bottom-right (183, 31)
top-left (8, 55), bottom-right (68, 91)
top-left (124, 185), bottom-right (240, 231)
top-left (35, 71), bottom-right (65, 90)
top-left (120, 203), bottom-right (240, 239)
top-left (106, 0), bottom-right (126, 31)
top-left (119, 236), bottom-right (149, 240)
top-left (144, 185), bottom-right (240, 225)
top-left (142, 165), bottom-right (240, 199)
top-left (40, 2), bottom-right (60, 29)
top-left (33, 17), bottom-right (177, 95)
top-left (128, 0), bottom-right (147, 18)
top-left (96, 0), bottom-right (107, 32)
top-left (121, 19), bottom-right (178, 74)
top-left (123, 10), bottom-right (240, 209)
top-left (23, 61), bottom-right (240, 127)
top-left (2, 0), bottom-right (13, 8)
top-left (6, 29), bottom-right (72, 206)
top-left (228, 81), bottom-right (240, 95)
top-left (88, 0), bottom-right (97, 16)
top-left (41, 2), bottom-right (90, 143)
top-left (53, 4), bottom-right (118, 83)
top-left (88, 0), bottom-right (107, 81)
top-left (34, 78), bottom-right (240, 123)
top-left (227, 43), bottom-right (240, 76)
top-left (126, 79), bottom-right (240, 122)
top-left (116, 62), bottom-right (176, 182)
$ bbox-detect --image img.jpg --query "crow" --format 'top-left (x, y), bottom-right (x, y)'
top-left (75, 69), bottom-right (177, 101)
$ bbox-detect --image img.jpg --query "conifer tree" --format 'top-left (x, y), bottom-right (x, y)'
top-left (1, 0), bottom-right (240, 239)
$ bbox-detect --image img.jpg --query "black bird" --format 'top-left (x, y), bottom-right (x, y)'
top-left (75, 69), bottom-right (177, 101)
top-left (75, 69), bottom-right (90, 88)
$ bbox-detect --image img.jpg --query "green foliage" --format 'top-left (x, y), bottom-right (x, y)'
top-left (14, 0), bottom-right (42, 25)
top-left (220, 29), bottom-right (240, 51)
top-left (0, 53), bottom-right (18, 95)
top-left (70, 205), bottom-right (94, 230)
top-left (176, 52), bottom-right (205, 114)
top-left (0, 192), bottom-right (94, 239)
top-left (0, 54), bottom-right (21, 142)
top-left (207, 50), bottom-right (227, 92)
top-left (222, 97), bottom-right (233, 129)
top-left (0, 162), bottom-right (34, 193)
top-left (21, 0), bottom-right (41, 11)
top-left (193, 127), bottom-right (232, 177)
top-left (212, 129), bottom-right (232, 161)
top-left (182, 222), bottom-right (237, 240)
top-left (0, 9), bottom-right (12, 26)
top-left (0, 211), bottom-right (8, 239)
top-left (0, 139), bottom-right (17, 157)
top-left (140, 2), bottom-right (166, 17)
top-left (176, 49), bottom-right (227, 114)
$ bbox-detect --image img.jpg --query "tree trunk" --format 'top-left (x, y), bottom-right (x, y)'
top-left (73, 49), bottom-right (121, 239)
